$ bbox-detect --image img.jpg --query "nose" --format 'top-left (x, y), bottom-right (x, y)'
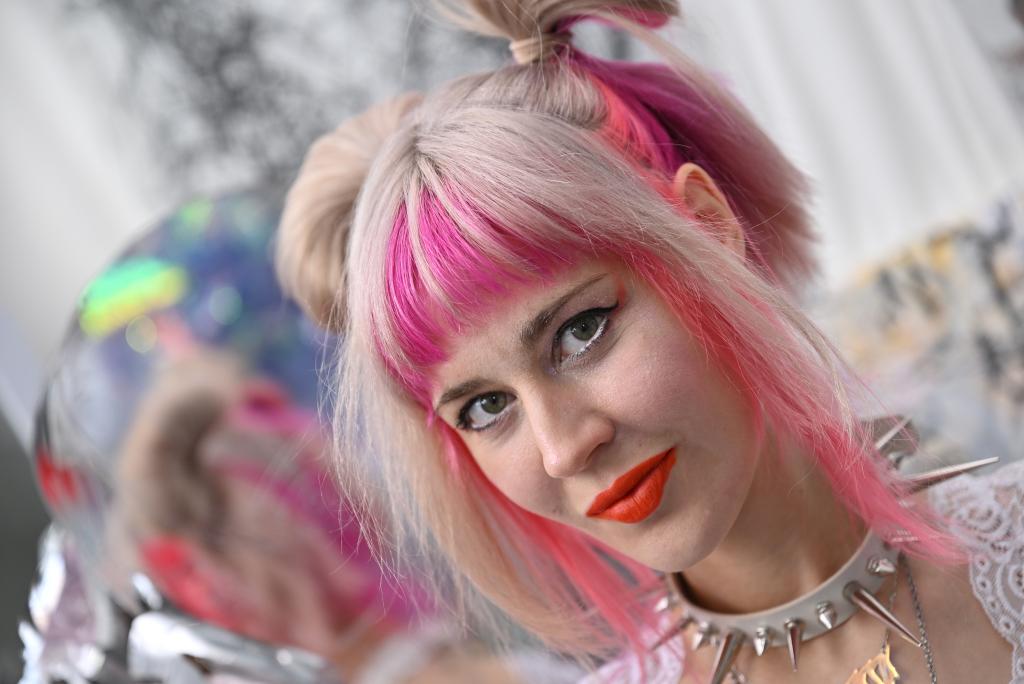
top-left (523, 383), bottom-right (615, 479)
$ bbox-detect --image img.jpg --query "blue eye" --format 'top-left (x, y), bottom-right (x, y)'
top-left (458, 392), bottom-right (512, 430)
top-left (555, 305), bottom-right (614, 363)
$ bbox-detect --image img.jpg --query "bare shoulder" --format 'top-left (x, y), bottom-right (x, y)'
top-left (907, 555), bottom-right (1012, 683)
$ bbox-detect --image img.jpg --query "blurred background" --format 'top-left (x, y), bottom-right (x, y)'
top-left (2, 0), bottom-right (1024, 678)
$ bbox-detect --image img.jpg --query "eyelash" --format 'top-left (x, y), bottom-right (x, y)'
top-left (552, 304), bottom-right (616, 365)
top-left (455, 303), bottom-right (618, 432)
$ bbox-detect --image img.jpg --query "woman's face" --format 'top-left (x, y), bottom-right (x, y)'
top-left (432, 260), bottom-right (763, 572)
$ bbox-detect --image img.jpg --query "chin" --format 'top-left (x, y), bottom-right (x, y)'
top-left (632, 541), bottom-right (713, 574)
top-left (615, 516), bottom-right (726, 574)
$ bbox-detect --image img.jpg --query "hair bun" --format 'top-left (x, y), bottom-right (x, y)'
top-left (433, 0), bottom-right (678, 43)
top-left (276, 92), bottom-right (422, 331)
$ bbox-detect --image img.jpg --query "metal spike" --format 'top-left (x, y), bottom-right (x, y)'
top-left (816, 601), bottom-right (838, 630)
top-left (692, 622), bottom-right (716, 650)
top-left (867, 556), bottom-right (897, 577)
top-left (709, 630), bottom-right (745, 684)
top-left (874, 415), bottom-right (913, 452)
top-left (752, 627), bottom-right (772, 656)
top-left (648, 616), bottom-right (693, 652)
top-left (845, 582), bottom-right (921, 647)
top-left (653, 595), bottom-right (672, 613)
top-left (131, 572), bottom-right (164, 611)
top-left (905, 456), bottom-right (1000, 494)
top-left (784, 620), bottom-right (803, 671)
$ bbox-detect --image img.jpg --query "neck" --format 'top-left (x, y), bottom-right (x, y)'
top-left (682, 433), bottom-right (866, 614)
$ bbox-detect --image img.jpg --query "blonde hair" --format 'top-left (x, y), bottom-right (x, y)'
top-left (277, 92), bottom-right (423, 331)
top-left (277, 0), bottom-right (949, 667)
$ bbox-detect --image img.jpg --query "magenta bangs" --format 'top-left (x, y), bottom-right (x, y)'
top-left (379, 184), bottom-right (595, 405)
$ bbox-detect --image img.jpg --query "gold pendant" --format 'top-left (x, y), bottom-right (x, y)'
top-left (846, 644), bottom-right (900, 684)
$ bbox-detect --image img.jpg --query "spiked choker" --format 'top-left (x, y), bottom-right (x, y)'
top-left (655, 531), bottom-right (908, 682)
top-left (651, 417), bottom-right (998, 684)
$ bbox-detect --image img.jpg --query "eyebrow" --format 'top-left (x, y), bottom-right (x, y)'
top-left (435, 379), bottom-right (487, 413)
top-left (517, 274), bottom-right (608, 349)
top-left (433, 274), bottom-right (609, 412)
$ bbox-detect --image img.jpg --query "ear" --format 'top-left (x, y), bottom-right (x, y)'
top-left (671, 163), bottom-right (746, 260)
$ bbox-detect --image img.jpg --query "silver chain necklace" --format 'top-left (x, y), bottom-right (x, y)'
top-left (857, 552), bottom-right (936, 684)
top-left (903, 554), bottom-right (938, 684)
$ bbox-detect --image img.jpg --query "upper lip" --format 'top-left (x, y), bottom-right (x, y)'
top-left (586, 449), bottom-right (673, 517)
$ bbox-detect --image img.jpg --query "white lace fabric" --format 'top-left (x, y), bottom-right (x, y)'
top-left (929, 460), bottom-right (1024, 683)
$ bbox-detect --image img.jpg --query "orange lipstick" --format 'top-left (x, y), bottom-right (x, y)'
top-left (586, 449), bottom-right (676, 523)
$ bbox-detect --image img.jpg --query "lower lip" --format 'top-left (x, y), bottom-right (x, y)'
top-left (588, 450), bottom-right (677, 524)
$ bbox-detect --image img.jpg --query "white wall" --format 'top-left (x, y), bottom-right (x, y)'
top-left (676, 0), bottom-right (1024, 285)
top-left (0, 2), bottom-right (172, 441)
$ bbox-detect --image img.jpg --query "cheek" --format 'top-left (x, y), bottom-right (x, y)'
top-left (467, 439), bottom-right (565, 519)
top-left (599, 304), bottom-right (758, 489)
top-left (643, 306), bottom-right (751, 435)
top-left (593, 313), bottom-right (712, 434)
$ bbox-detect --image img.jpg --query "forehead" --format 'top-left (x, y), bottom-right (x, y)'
top-left (432, 261), bottom-right (617, 393)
